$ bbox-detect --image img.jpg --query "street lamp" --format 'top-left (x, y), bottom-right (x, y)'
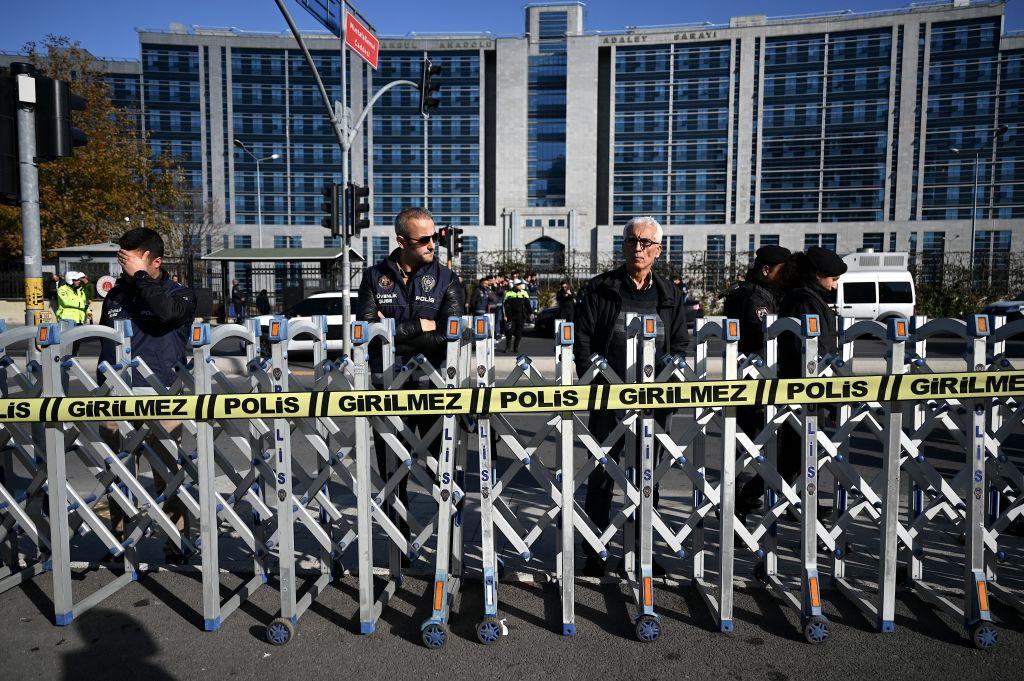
top-left (950, 124), bottom-right (1008, 269)
top-left (234, 138), bottom-right (280, 248)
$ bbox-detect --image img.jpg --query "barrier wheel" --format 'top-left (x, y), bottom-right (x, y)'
top-left (635, 615), bottom-right (661, 643)
top-left (266, 617), bottom-right (294, 646)
top-left (476, 617), bottom-right (502, 645)
top-left (970, 622), bottom-right (998, 650)
top-left (802, 616), bottom-right (829, 645)
top-left (752, 561), bottom-right (769, 586)
top-left (422, 622), bottom-right (448, 649)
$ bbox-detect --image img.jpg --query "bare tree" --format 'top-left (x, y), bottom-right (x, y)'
top-left (160, 191), bottom-right (224, 288)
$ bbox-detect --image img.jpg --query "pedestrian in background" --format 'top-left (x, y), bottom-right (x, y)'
top-left (556, 280), bottom-right (575, 322)
top-left (503, 278), bottom-right (530, 353)
top-left (56, 271), bottom-right (89, 324)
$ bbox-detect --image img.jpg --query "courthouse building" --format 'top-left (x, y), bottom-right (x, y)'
top-left (4, 0), bottom-right (1024, 280)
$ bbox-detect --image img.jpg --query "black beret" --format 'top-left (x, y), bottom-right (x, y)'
top-left (754, 244), bottom-right (791, 266)
top-left (806, 246), bottom-right (848, 277)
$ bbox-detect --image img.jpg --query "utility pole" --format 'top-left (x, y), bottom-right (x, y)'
top-left (276, 0), bottom-right (434, 359)
top-left (14, 63), bottom-right (43, 325)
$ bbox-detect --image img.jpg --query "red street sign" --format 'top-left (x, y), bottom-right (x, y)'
top-left (345, 12), bottom-right (379, 70)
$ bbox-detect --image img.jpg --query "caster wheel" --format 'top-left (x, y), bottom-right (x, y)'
top-left (266, 617), bottom-right (294, 646)
top-left (422, 622), bottom-right (448, 649)
top-left (970, 621), bottom-right (998, 650)
top-left (803, 615), bottom-right (829, 644)
top-left (635, 614), bottom-right (661, 642)
top-left (476, 617), bottom-right (502, 645)
top-left (752, 561), bottom-right (769, 585)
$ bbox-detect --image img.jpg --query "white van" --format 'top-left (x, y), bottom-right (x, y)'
top-left (835, 251), bottom-right (916, 321)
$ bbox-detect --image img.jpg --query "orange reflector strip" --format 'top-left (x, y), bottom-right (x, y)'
top-left (728, 321), bottom-right (738, 337)
top-left (270, 322), bottom-right (280, 337)
top-left (896, 321), bottom-right (906, 337)
top-left (38, 327), bottom-right (48, 343)
top-left (643, 576), bottom-right (653, 607)
top-left (645, 319), bottom-right (654, 334)
top-left (192, 327), bottom-right (202, 342)
top-left (808, 318), bottom-right (818, 334)
top-left (449, 320), bottom-right (459, 335)
top-left (809, 577), bottom-right (820, 608)
top-left (353, 324), bottom-right (363, 340)
top-left (433, 581), bottom-right (445, 612)
top-left (476, 319), bottom-right (486, 334)
top-left (563, 325), bottom-right (572, 341)
top-left (978, 317), bottom-right (988, 332)
top-left (977, 581), bottom-right (989, 612)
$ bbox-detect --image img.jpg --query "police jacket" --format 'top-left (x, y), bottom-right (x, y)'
top-left (503, 289), bottom-right (530, 320)
top-left (56, 284), bottom-right (89, 324)
top-left (777, 280), bottom-right (838, 378)
top-left (573, 266), bottom-right (690, 377)
top-left (357, 248), bottom-right (465, 368)
top-left (99, 269), bottom-right (197, 388)
top-left (723, 269), bottom-right (783, 356)
top-left (473, 285), bottom-right (491, 315)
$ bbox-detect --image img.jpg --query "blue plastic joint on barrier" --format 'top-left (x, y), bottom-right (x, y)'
top-left (879, 619), bottom-right (895, 633)
top-left (37, 323), bottom-right (60, 347)
top-left (55, 612), bottom-right (74, 626)
top-left (189, 323), bottom-right (210, 348)
top-left (360, 621), bottom-right (375, 634)
top-left (721, 620), bottom-right (734, 633)
top-left (204, 617), bottom-right (222, 631)
top-left (971, 313), bottom-right (991, 338)
top-left (641, 315), bottom-right (657, 340)
top-left (445, 316), bottom-right (462, 341)
top-left (351, 321), bottom-right (369, 346)
top-left (267, 316), bottom-right (289, 343)
top-left (802, 314), bottom-right (821, 338)
top-left (563, 623), bottom-right (576, 636)
top-left (887, 318), bottom-right (910, 342)
top-left (558, 321), bottom-right (574, 346)
top-left (724, 318), bottom-right (740, 342)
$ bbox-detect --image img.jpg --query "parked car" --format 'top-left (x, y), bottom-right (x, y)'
top-left (531, 306), bottom-right (561, 337)
top-left (836, 251), bottom-right (916, 321)
top-left (984, 291), bottom-right (1024, 323)
top-left (254, 291), bottom-right (358, 353)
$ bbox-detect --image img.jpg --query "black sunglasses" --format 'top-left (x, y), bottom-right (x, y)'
top-left (401, 233), bottom-right (439, 246)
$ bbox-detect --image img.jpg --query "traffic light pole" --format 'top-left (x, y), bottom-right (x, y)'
top-left (276, 0), bottom-right (418, 359)
top-left (15, 68), bottom-right (44, 326)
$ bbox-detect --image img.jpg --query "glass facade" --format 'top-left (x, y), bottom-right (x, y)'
top-left (373, 51), bottom-right (481, 226)
top-left (528, 10), bottom-right (569, 206)
top-left (613, 41), bottom-right (730, 225)
top-left (142, 44), bottom-right (203, 193)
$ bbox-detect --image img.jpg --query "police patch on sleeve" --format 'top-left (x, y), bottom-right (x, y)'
top-left (756, 306), bottom-right (768, 321)
top-left (420, 275), bottom-right (436, 292)
top-left (378, 274), bottom-right (393, 290)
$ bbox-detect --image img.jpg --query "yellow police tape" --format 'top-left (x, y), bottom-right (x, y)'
top-left (1, 371), bottom-right (1022, 424)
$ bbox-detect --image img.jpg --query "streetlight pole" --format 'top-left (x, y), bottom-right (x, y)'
top-left (234, 139), bottom-right (280, 248)
top-left (951, 124), bottom-right (1008, 272)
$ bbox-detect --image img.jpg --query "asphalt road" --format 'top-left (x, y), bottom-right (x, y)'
top-left (1, 570), bottom-right (1023, 681)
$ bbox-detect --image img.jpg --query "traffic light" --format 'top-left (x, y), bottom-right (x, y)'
top-left (34, 77), bottom-right (87, 161)
top-left (346, 182), bottom-right (370, 238)
top-left (419, 57), bottom-right (442, 118)
top-left (0, 70), bottom-right (17, 205)
top-left (451, 227), bottom-right (465, 259)
top-left (321, 181), bottom-right (340, 236)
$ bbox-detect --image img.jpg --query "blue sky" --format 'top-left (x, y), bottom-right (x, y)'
top-left (4, 0), bottom-right (1023, 59)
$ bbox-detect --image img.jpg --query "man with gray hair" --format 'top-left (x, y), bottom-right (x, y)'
top-left (574, 216), bottom-right (690, 576)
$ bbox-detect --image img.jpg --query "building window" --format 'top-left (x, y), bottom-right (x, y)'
top-left (863, 232), bottom-right (885, 251)
top-left (663, 235), bottom-right (684, 267)
top-left (804, 233), bottom-right (837, 251)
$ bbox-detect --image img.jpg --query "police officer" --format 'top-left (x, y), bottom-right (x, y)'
top-left (357, 207), bottom-right (465, 556)
top-left (725, 245), bottom-right (791, 520)
top-left (502, 278), bottom-right (530, 353)
top-left (738, 246), bottom-right (847, 521)
top-left (56, 271), bottom-right (89, 324)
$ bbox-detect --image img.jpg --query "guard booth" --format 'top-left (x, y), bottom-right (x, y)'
top-left (202, 246), bottom-right (364, 320)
